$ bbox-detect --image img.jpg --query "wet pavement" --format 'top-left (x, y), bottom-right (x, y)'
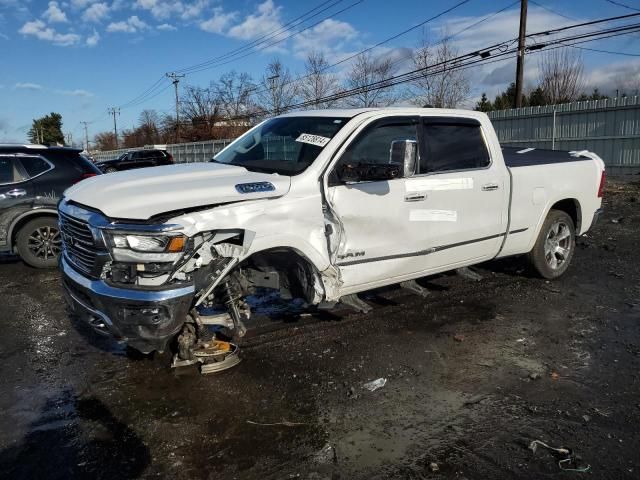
top-left (1, 178), bottom-right (639, 479)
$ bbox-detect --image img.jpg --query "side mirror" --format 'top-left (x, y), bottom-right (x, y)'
top-left (390, 139), bottom-right (418, 177)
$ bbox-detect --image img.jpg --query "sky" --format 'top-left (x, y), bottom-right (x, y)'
top-left (0, 0), bottom-right (639, 144)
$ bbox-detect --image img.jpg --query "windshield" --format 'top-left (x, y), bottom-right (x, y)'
top-left (213, 116), bottom-right (348, 175)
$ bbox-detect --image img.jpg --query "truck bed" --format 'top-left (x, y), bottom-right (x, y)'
top-left (502, 146), bottom-right (592, 168)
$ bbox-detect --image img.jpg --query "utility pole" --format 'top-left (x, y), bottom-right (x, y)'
top-left (108, 107), bottom-right (120, 149)
top-left (166, 72), bottom-right (185, 142)
top-left (267, 74), bottom-right (280, 115)
top-left (81, 121), bottom-right (90, 151)
top-left (514, 0), bottom-right (528, 108)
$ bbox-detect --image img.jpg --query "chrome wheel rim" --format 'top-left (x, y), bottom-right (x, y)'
top-left (544, 221), bottom-right (572, 270)
top-left (27, 226), bottom-right (62, 260)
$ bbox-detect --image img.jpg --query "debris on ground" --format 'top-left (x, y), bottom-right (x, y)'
top-left (428, 462), bottom-right (439, 472)
top-left (313, 443), bottom-right (337, 464)
top-left (363, 378), bottom-right (387, 391)
top-left (529, 440), bottom-right (591, 472)
top-left (529, 372), bottom-right (541, 380)
top-left (453, 334), bottom-right (465, 342)
top-left (246, 419), bottom-right (307, 427)
top-left (551, 371), bottom-right (560, 380)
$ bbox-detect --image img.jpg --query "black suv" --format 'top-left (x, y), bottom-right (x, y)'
top-left (95, 149), bottom-right (174, 173)
top-left (0, 145), bottom-right (101, 268)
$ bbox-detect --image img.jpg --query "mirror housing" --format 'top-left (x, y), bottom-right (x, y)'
top-left (390, 139), bottom-right (418, 177)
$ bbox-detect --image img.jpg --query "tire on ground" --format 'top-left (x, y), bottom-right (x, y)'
top-left (527, 209), bottom-right (576, 279)
top-left (16, 217), bottom-right (61, 269)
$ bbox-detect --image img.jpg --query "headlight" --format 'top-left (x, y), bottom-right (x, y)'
top-left (110, 234), bottom-right (186, 253)
top-left (105, 232), bottom-right (187, 263)
top-left (111, 234), bottom-right (186, 253)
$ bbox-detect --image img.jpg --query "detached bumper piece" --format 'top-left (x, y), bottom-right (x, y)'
top-left (60, 255), bottom-right (194, 353)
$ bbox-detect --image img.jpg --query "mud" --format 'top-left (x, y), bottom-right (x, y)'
top-left (0, 177), bottom-right (639, 479)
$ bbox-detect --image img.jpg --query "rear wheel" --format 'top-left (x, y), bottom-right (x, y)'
top-left (527, 209), bottom-right (575, 279)
top-left (16, 217), bottom-right (62, 268)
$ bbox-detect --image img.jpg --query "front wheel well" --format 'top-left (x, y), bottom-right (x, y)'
top-left (235, 248), bottom-right (324, 304)
top-left (549, 199), bottom-right (581, 233)
top-left (10, 211), bottom-right (59, 250)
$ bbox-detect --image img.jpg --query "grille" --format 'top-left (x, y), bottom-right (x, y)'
top-left (59, 212), bottom-right (98, 274)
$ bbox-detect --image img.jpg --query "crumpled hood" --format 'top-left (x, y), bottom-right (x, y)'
top-left (64, 162), bottom-right (291, 220)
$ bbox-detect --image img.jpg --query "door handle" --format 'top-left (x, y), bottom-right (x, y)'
top-left (404, 193), bottom-right (426, 202)
top-left (5, 189), bottom-right (27, 198)
top-left (481, 183), bottom-right (499, 191)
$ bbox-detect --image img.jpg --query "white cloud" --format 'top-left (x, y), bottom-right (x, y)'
top-left (70, 0), bottom-right (99, 8)
top-left (181, 0), bottom-right (209, 20)
top-left (199, 7), bottom-right (236, 34)
top-left (56, 88), bottom-right (94, 97)
top-left (293, 19), bottom-right (358, 58)
top-left (227, 0), bottom-right (282, 41)
top-left (584, 58), bottom-right (640, 95)
top-left (0, 32), bottom-right (8, 40)
top-left (42, 1), bottom-right (68, 23)
top-left (18, 19), bottom-right (80, 46)
top-left (86, 29), bottom-right (100, 46)
top-left (42, 2), bottom-right (69, 23)
top-left (82, 2), bottom-right (109, 23)
top-left (134, 0), bottom-right (181, 20)
top-left (15, 82), bottom-right (43, 90)
top-left (107, 15), bottom-right (148, 33)
top-left (157, 23), bottom-right (177, 31)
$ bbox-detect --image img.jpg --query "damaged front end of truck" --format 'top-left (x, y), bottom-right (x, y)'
top-left (58, 197), bottom-right (331, 372)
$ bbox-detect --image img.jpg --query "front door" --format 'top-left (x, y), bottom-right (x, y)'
top-left (325, 116), bottom-right (429, 290)
top-left (0, 156), bottom-right (34, 248)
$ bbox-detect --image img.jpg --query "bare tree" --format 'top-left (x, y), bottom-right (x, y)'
top-left (179, 85), bottom-right (221, 141)
top-left (344, 52), bottom-right (397, 108)
top-left (257, 58), bottom-right (298, 115)
top-left (214, 71), bottom-right (255, 119)
top-left (298, 51), bottom-right (340, 108)
top-left (538, 48), bottom-right (584, 104)
top-left (93, 131), bottom-right (117, 151)
top-left (409, 35), bottom-right (470, 108)
top-left (137, 109), bottom-right (161, 144)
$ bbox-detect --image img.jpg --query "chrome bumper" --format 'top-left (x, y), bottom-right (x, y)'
top-left (60, 255), bottom-right (194, 353)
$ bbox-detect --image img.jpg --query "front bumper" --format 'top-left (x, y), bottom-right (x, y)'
top-left (60, 255), bottom-right (194, 353)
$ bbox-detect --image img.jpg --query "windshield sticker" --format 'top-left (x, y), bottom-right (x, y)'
top-left (295, 133), bottom-right (331, 147)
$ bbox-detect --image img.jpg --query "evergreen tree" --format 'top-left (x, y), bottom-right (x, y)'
top-left (28, 112), bottom-right (64, 145)
top-left (475, 93), bottom-right (494, 112)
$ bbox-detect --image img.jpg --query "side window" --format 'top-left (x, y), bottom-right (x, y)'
top-left (0, 157), bottom-right (22, 184)
top-left (421, 123), bottom-right (490, 173)
top-left (337, 121), bottom-right (417, 169)
top-left (18, 156), bottom-right (51, 178)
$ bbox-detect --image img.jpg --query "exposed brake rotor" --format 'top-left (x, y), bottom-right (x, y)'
top-left (172, 338), bottom-right (241, 374)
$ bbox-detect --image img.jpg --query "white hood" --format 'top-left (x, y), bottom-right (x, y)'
top-left (64, 162), bottom-right (291, 220)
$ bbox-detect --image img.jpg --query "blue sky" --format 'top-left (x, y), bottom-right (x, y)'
top-left (0, 0), bottom-right (639, 143)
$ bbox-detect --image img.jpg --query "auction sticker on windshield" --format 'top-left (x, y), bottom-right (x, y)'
top-left (295, 133), bottom-right (331, 147)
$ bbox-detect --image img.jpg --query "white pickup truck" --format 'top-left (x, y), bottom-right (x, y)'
top-left (59, 108), bottom-right (605, 368)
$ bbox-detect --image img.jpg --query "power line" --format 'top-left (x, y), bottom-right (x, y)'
top-left (529, 0), bottom-right (575, 20)
top-left (175, 0), bottom-right (346, 74)
top-left (567, 44), bottom-right (640, 56)
top-left (604, 0), bottom-right (640, 12)
top-left (180, 0), bottom-right (367, 75)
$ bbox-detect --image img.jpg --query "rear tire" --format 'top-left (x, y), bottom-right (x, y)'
top-left (527, 209), bottom-right (576, 279)
top-left (16, 217), bottom-right (62, 269)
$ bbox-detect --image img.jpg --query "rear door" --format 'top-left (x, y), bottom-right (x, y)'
top-left (412, 117), bottom-right (508, 268)
top-left (0, 156), bottom-right (34, 249)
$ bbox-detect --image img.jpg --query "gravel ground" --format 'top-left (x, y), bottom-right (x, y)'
top-left (0, 177), bottom-right (638, 480)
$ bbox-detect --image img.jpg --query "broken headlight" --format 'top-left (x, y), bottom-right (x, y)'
top-left (104, 232), bottom-right (188, 262)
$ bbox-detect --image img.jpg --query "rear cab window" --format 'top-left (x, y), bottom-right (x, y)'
top-left (419, 118), bottom-right (490, 174)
